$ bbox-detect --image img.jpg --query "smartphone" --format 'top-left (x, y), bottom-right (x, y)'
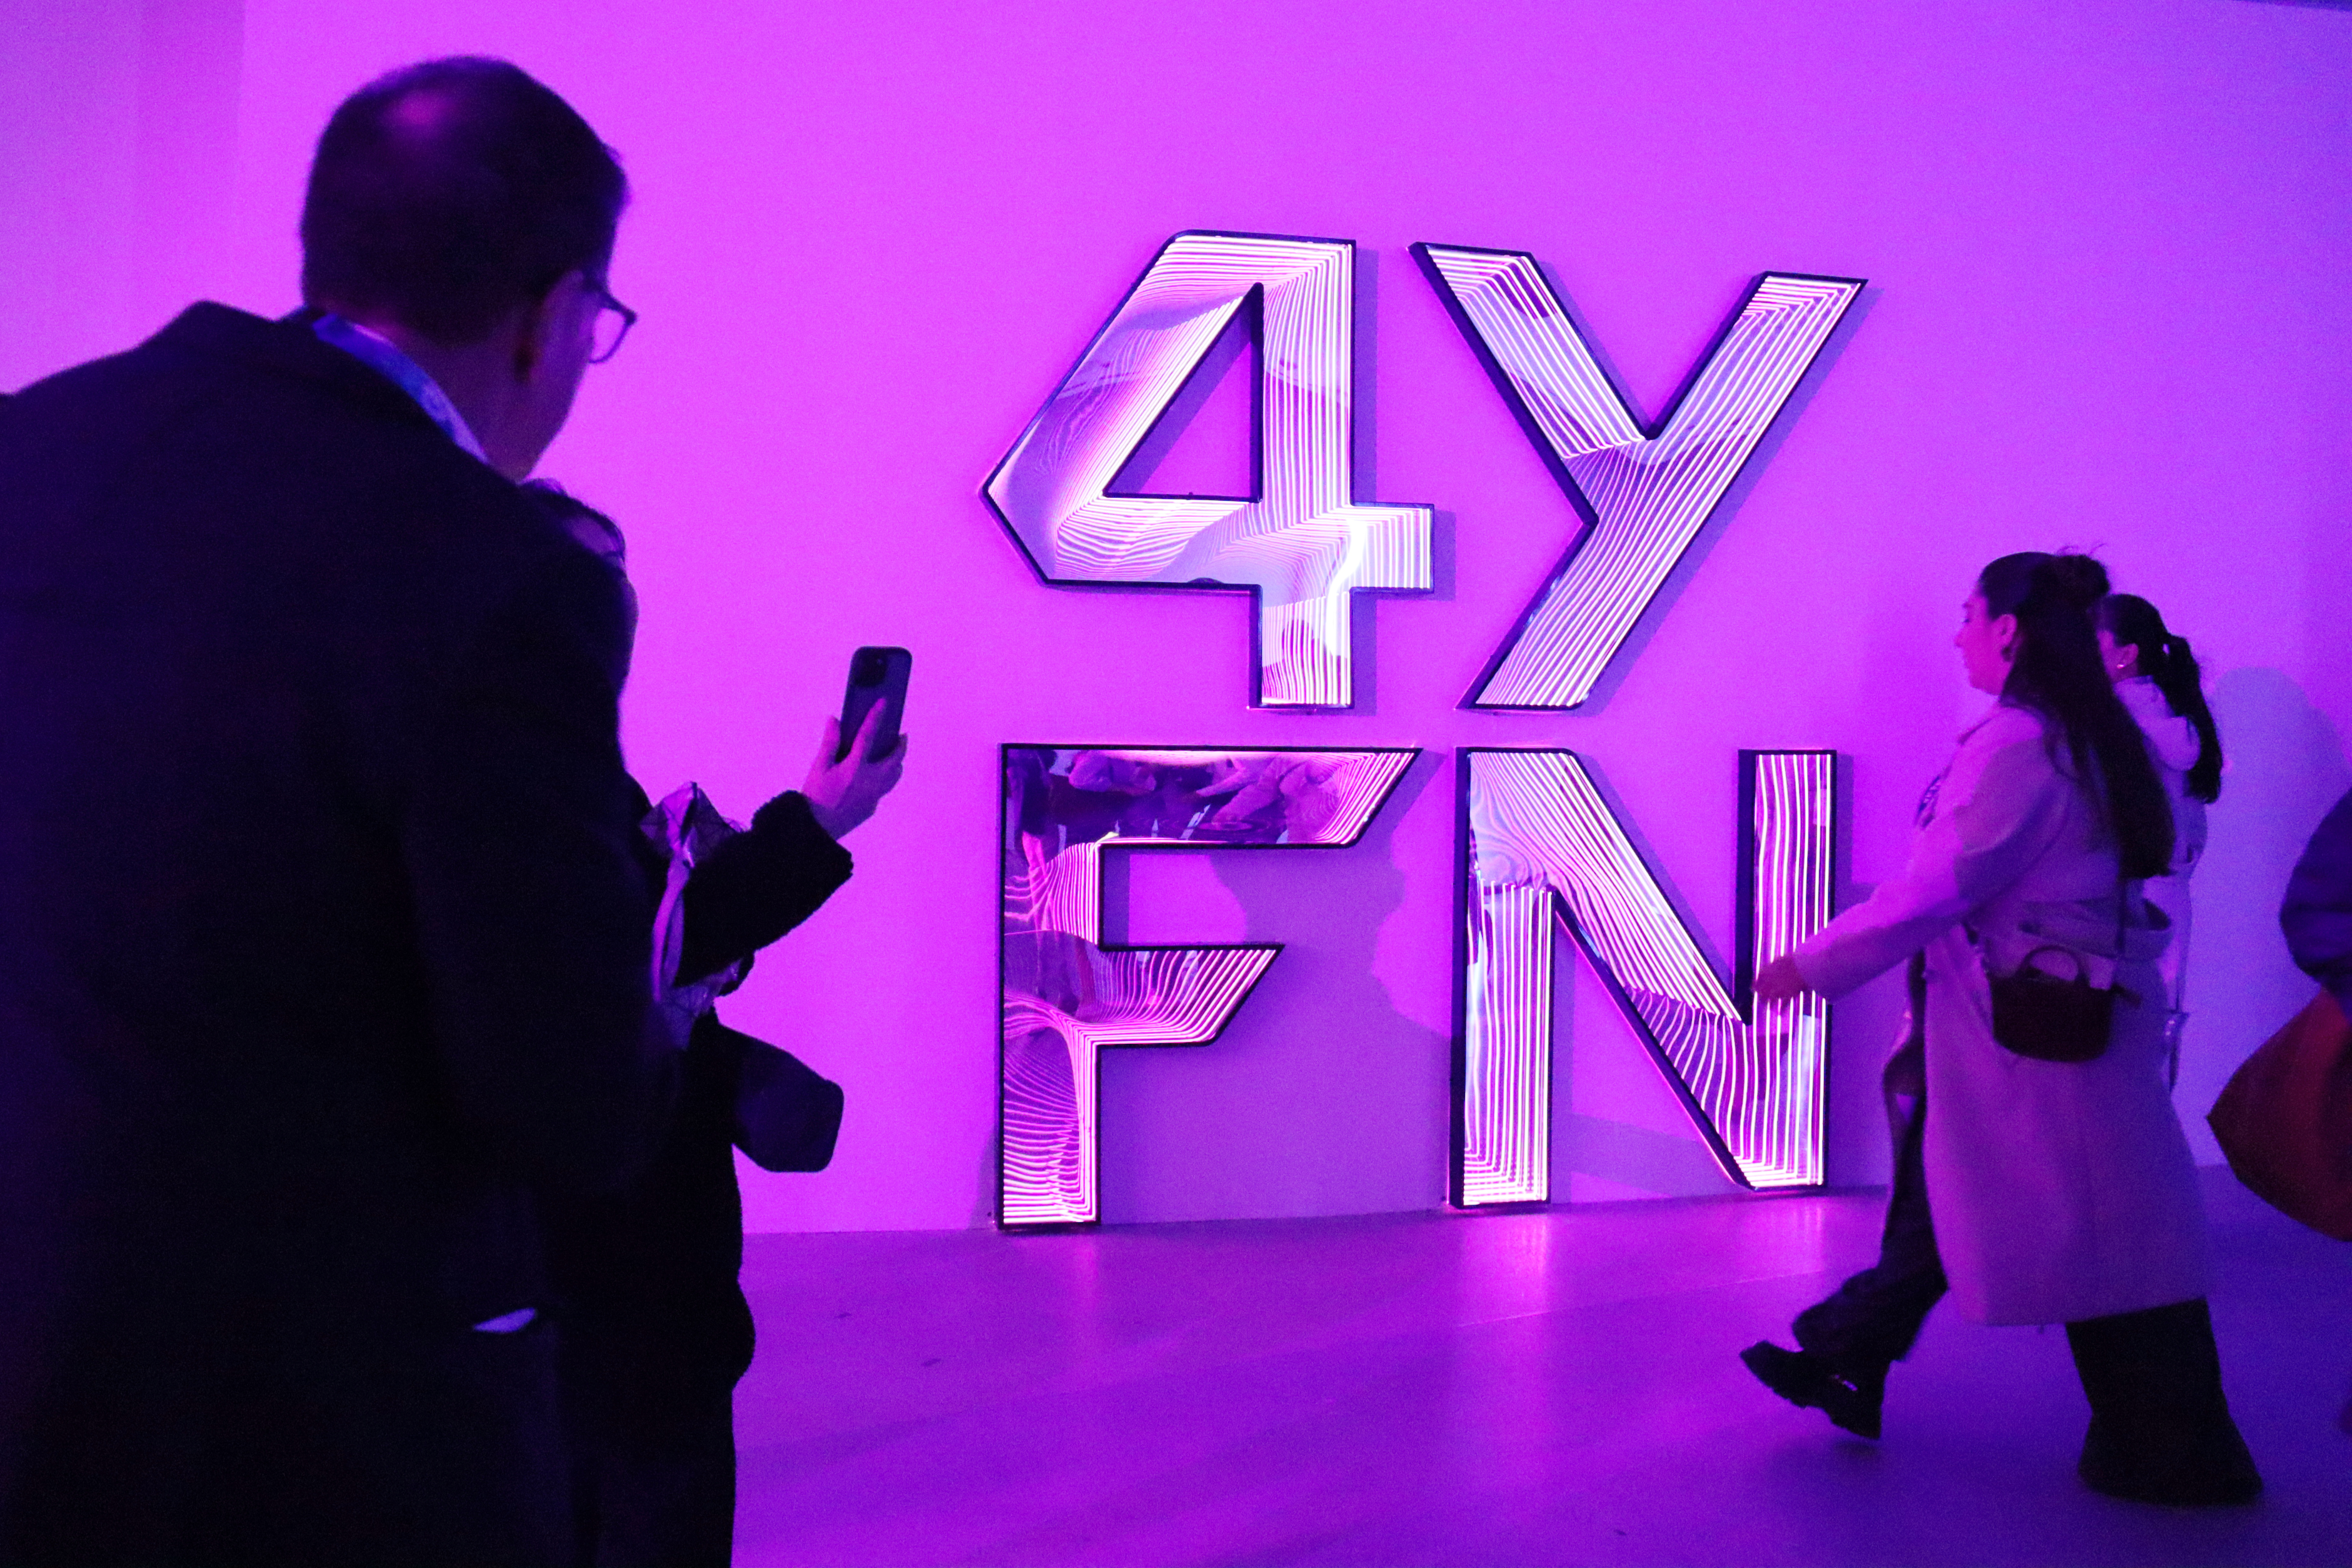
top-left (835, 646), bottom-right (912, 763)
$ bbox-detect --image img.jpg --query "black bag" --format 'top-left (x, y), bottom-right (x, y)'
top-left (720, 1019), bottom-right (846, 1173)
top-left (1989, 944), bottom-right (2126, 1063)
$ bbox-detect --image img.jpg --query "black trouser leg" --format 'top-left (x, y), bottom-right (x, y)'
top-left (2066, 1298), bottom-right (2261, 1506)
top-left (567, 1362), bottom-right (738, 1568)
top-left (1793, 1097), bottom-right (1948, 1374)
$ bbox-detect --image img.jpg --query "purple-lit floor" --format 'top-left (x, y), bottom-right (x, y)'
top-left (732, 1171), bottom-right (2350, 1567)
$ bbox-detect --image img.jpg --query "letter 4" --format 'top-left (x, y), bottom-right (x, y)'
top-left (986, 233), bottom-right (1433, 709)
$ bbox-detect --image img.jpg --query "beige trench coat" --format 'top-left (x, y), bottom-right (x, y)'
top-left (1795, 704), bottom-right (2207, 1326)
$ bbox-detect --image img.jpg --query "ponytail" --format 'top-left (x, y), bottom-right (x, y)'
top-left (2096, 594), bottom-right (2223, 804)
top-left (2151, 629), bottom-right (2223, 803)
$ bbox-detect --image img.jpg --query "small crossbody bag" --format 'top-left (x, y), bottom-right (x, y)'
top-left (1979, 889), bottom-right (2137, 1064)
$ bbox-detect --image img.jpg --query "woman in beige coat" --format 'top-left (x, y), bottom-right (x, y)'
top-left (1740, 552), bottom-right (2259, 1507)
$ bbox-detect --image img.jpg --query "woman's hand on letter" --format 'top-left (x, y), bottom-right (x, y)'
top-left (1753, 954), bottom-right (1811, 1003)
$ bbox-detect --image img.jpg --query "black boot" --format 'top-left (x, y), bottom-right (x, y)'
top-left (1741, 1342), bottom-right (1887, 1440)
top-left (2067, 1299), bottom-right (2261, 1507)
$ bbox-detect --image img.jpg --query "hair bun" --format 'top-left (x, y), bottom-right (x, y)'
top-left (2042, 552), bottom-right (2110, 612)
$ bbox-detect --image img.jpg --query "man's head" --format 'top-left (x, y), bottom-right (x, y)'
top-left (303, 57), bottom-right (625, 344)
top-left (301, 59), bottom-right (629, 477)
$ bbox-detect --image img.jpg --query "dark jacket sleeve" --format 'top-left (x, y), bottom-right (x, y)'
top-left (400, 542), bottom-right (674, 1194)
top-left (676, 790), bottom-right (853, 984)
top-left (2283, 787), bottom-right (2352, 1014)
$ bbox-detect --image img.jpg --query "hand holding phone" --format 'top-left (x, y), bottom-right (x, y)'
top-left (834, 646), bottom-right (911, 763)
top-left (804, 647), bottom-right (910, 840)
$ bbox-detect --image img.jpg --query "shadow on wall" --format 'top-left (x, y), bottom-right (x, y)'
top-left (1554, 1103), bottom-right (1728, 1202)
top-left (2182, 667), bottom-right (2350, 1158)
top-left (1092, 754), bottom-right (1449, 1224)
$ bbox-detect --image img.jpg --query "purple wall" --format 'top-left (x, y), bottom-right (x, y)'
top-left (7, 0), bottom-right (2350, 1229)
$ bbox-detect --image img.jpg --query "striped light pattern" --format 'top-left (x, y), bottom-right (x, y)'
top-left (1001, 746), bottom-right (1417, 1227)
top-left (985, 233), bottom-right (1433, 709)
top-left (1414, 247), bottom-right (1863, 710)
top-left (1458, 750), bottom-right (1834, 1204)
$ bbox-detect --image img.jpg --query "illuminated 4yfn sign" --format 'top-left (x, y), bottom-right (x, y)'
top-left (987, 233), bottom-right (1860, 1227)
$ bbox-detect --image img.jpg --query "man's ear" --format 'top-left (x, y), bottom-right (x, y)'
top-left (510, 291), bottom-right (553, 382)
top-left (510, 271), bottom-right (586, 382)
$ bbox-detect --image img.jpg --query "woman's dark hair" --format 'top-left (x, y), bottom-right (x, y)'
top-left (2096, 593), bottom-right (2223, 803)
top-left (1978, 552), bottom-right (2174, 878)
top-left (301, 58), bottom-right (628, 345)
top-left (2043, 552), bottom-right (2111, 606)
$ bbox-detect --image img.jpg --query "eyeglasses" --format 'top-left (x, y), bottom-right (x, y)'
top-left (588, 286), bottom-right (636, 364)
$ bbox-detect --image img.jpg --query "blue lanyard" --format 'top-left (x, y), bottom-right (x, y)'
top-left (312, 313), bottom-right (488, 463)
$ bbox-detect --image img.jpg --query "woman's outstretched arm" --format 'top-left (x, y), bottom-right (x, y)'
top-left (1779, 712), bottom-right (2071, 1000)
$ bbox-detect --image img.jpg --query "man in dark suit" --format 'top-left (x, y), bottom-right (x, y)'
top-left (0, 59), bottom-right (673, 1566)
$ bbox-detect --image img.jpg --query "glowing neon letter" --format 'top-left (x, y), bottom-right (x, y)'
top-left (1457, 749), bottom-right (1834, 1204)
top-left (1414, 247), bottom-right (1863, 710)
top-left (986, 233), bottom-right (1433, 709)
top-left (1001, 746), bottom-right (1417, 1227)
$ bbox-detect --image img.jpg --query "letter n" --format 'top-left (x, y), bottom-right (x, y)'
top-left (1456, 749), bottom-right (1834, 1204)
